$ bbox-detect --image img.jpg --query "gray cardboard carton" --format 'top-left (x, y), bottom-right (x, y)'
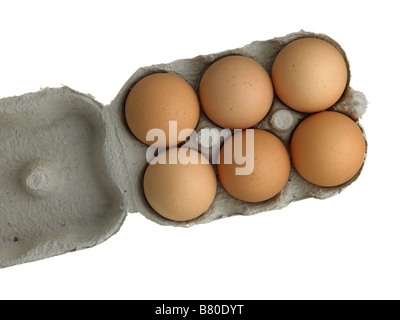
top-left (0, 31), bottom-right (367, 268)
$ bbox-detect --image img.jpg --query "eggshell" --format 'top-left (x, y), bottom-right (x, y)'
top-left (199, 55), bottom-right (274, 129)
top-left (125, 73), bottom-right (200, 147)
top-left (217, 129), bottom-right (291, 202)
top-left (290, 111), bottom-right (366, 187)
top-left (271, 38), bottom-right (348, 113)
top-left (143, 148), bottom-right (217, 222)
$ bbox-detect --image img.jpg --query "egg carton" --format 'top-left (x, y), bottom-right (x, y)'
top-left (0, 30), bottom-right (367, 268)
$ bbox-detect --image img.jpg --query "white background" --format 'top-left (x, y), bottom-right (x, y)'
top-left (0, 0), bottom-right (399, 300)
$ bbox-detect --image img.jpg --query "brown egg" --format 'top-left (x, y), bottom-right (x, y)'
top-left (199, 55), bottom-right (274, 129)
top-left (290, 111), bottom-right (366, 187)
top-left (125, 73), bottom-right (200, 147)
top-left (217, 129), bottom-right (290, 202)
top-left (271, 38), bottom-right (348, 113)
top-left (143, 148), bottom-right (217, 222)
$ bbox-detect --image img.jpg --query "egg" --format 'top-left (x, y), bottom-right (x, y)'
top-left (143, 148), bottom-right (217, 222)
top-left (271, 38), bottom-right (348, 113)
top-left (290, 111), bottom-right (366, 187)
top-left (217, 129), bottom-right (290, 202)
top-left (125, 73), bottom-right (200, 147)
top-left (199, 55), bottom-right (274, 129)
